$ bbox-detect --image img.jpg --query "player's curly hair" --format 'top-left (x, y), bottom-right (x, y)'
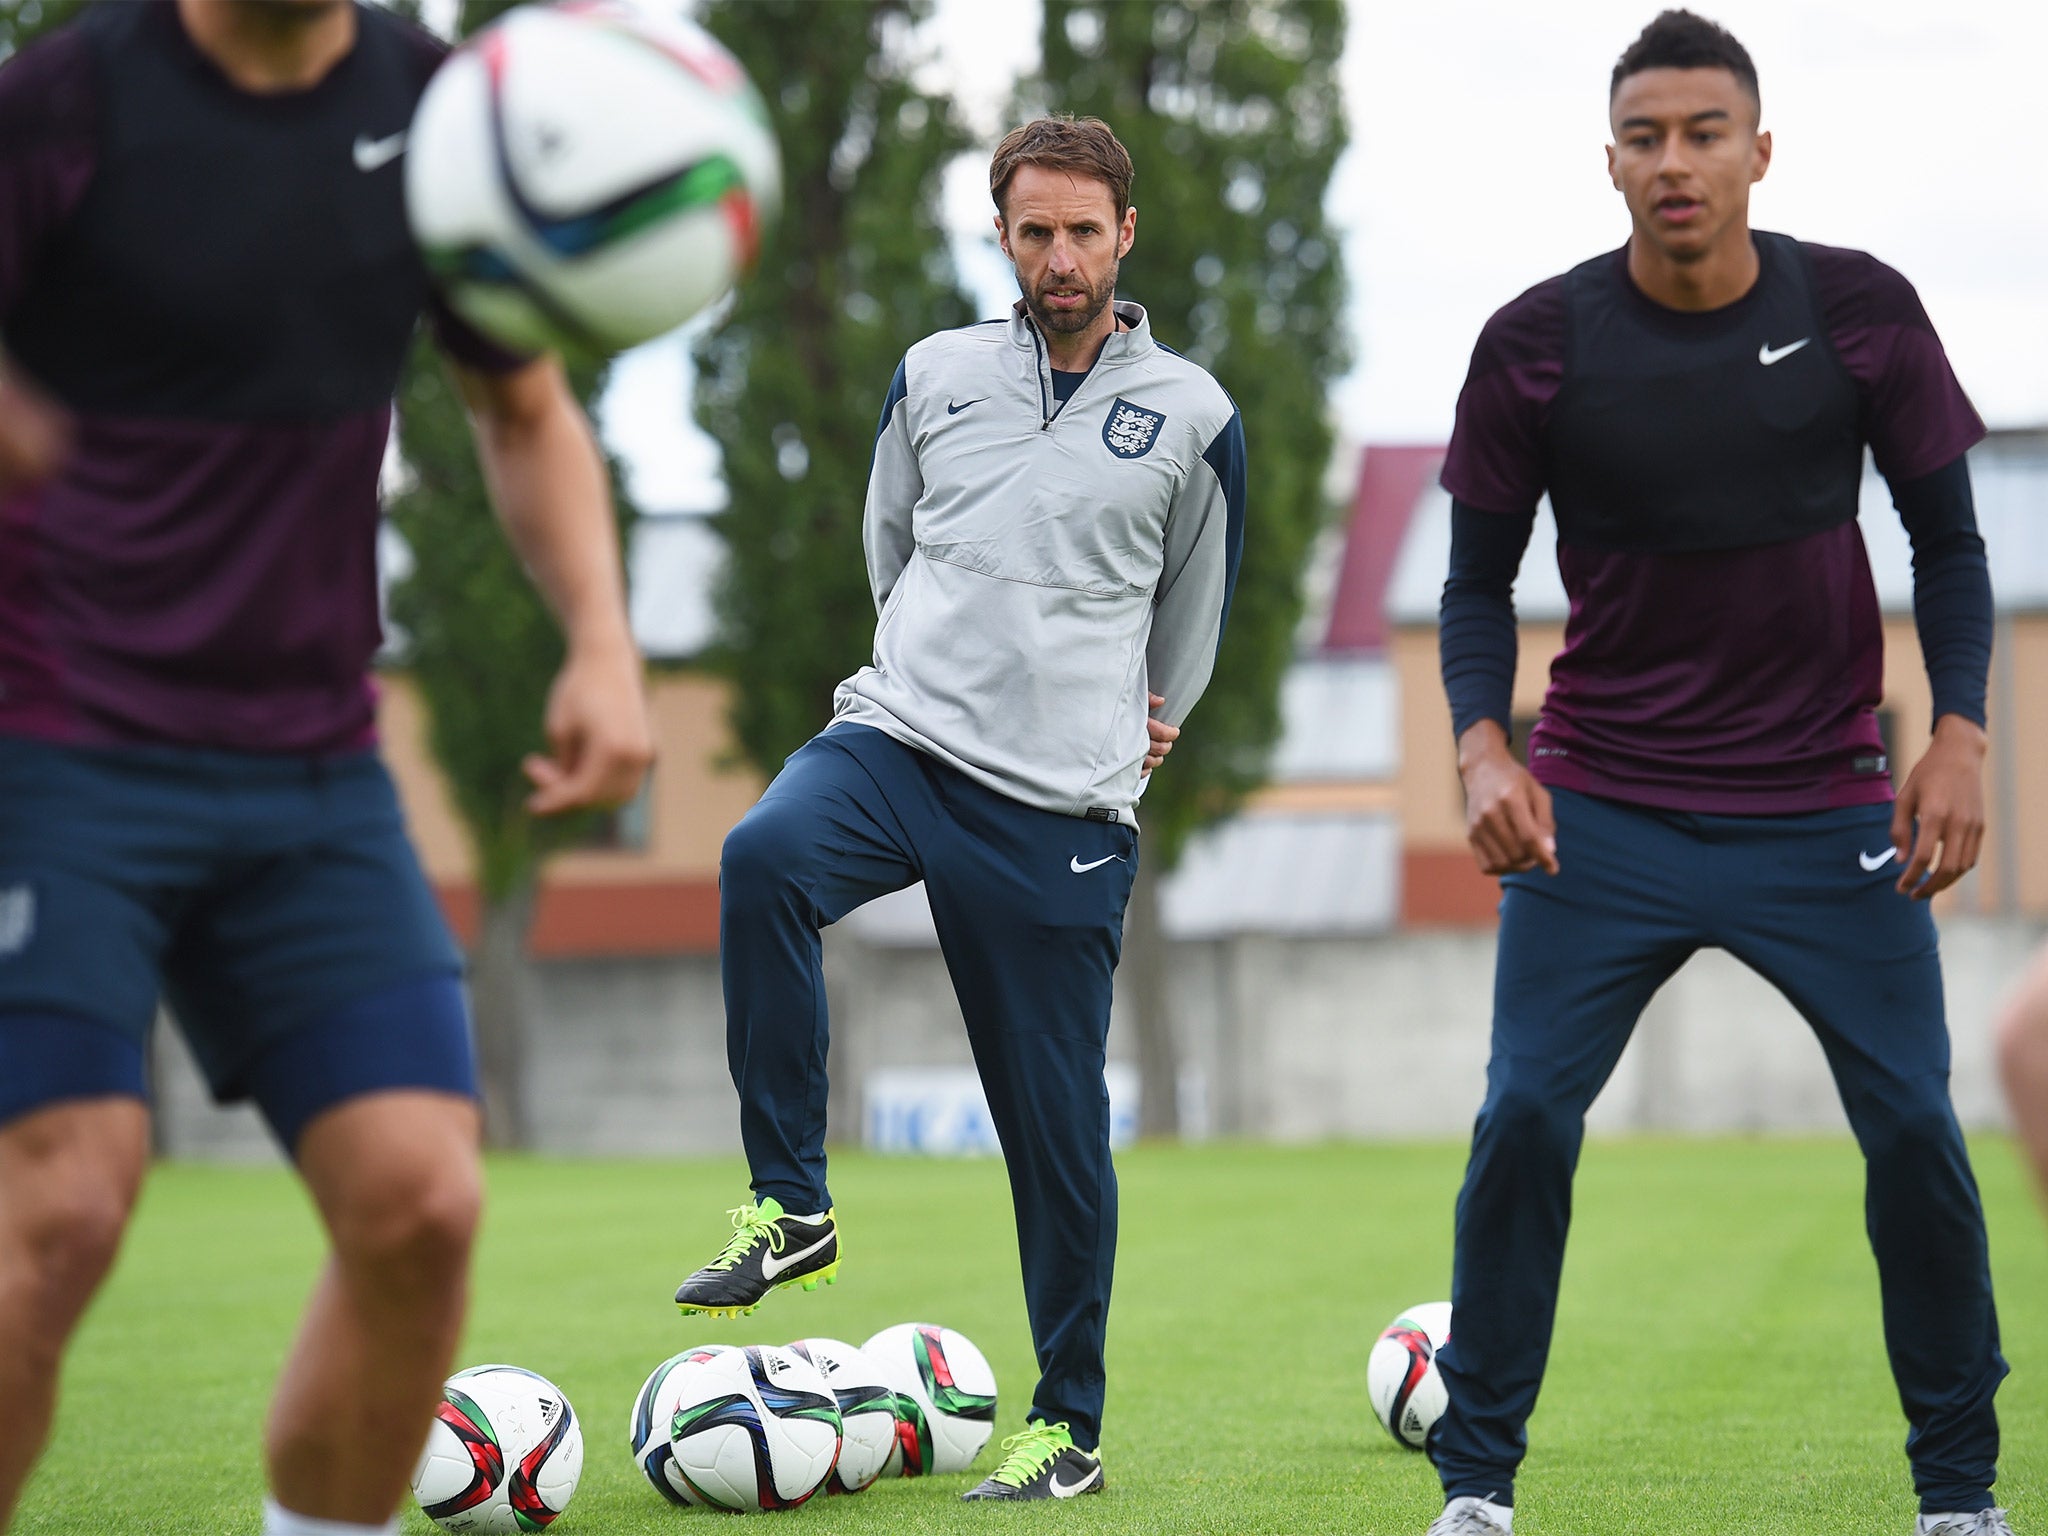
top-left (1611, 9), bottom-right (1759, 108)
top-left (989, 116), bottom-right (1134, 221)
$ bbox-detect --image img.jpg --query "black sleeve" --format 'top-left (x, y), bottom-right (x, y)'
top-left (1439, 499), bottom-right (1536, 741)
top-left (1891, 453), bottom-right (1992, 730)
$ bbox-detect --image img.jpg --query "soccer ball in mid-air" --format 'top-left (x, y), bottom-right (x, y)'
top-left (627, 1345), bottom-right (739, 1505)
top-left (406, 0), bottom-right (782, 357)
top-left (787, 1337), bottom-right (901, 1494)
top-left (861, 1322), bottom-right (998, 1477)
top-left (411, 1364), bottom-right (583, 1532)
top-left (664, 1344), bottom-right (843, 1510)
top-left (1368, 1301), bottom-right (1453, 1451)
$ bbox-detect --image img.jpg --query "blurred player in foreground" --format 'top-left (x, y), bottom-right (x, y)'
top-left (1997, 950), bottom-right (2048, 1211)
top-left (1426, 11), bottom-right (2008, 1535)
top-left (671, 115), bottom-right (1245, 1502)
top-left (0, 3), bottom-right (651, 1533)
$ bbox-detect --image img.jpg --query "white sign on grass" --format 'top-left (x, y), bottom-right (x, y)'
top-left (864, 1063), bottom-right (1139, 1155)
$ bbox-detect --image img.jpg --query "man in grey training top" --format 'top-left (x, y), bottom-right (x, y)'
top-left (672, 114), bottom-right (1246, 1503)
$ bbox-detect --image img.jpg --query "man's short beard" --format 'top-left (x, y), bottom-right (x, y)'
top-left (1022, 261), bottom-right (1119, 335)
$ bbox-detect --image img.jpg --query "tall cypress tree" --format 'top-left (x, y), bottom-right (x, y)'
top-left (385, 0), bottom-right (637, 1147)
top-left (0, 0), bottom-right (86, 60)
top-left (1034, 0), bottom-right (1350, 1133)
top-left (694, 0), bottom-right (974, 775)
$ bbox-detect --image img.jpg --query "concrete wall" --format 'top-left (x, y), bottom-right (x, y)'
top-left (151, 916), bottom-right (2043, 1161)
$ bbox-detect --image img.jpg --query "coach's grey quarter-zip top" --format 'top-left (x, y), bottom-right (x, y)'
top-left (832, 299), bottom-right (1247, 826)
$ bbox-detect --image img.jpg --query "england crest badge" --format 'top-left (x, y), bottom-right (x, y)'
top-left (1102, 397), bottom-right (1165, 459)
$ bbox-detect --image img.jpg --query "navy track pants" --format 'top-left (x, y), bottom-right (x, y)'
top-left (720, 724), bottom-right (1138, 1450)
top-left (1431, 787), bottom-right (2006, 1514)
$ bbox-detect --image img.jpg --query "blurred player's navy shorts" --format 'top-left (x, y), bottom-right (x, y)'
top-left (0, 735), bottom-right (474, 1151)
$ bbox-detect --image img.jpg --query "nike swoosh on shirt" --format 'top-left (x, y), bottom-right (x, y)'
top-left (1758, 337), bottom-right (1811, 366)
top-left (1859, 847), bottom-right (1899, 871)
top-left (1070, 854), bottom-right (1125, 873)
top-left (353, 130), bottom-right (409, 172)
top-left (947, 398), bottom-right (986, 415)
top-left (758, 1230), bottom-right (835, 1281)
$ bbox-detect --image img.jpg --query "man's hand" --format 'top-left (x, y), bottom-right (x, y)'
top-left (523, 636), bottom-right (655, 815)
top-left (454, 355), bottom-right (653, 815)
top-left (0, 366), bottom-right (71, 495)
top-left (1458, 719), bottom-right (1559, 876)
top-left (1142, 692), bottom-right (1179, 776)
top-left (1890, 713), bottom-right (1986, 900)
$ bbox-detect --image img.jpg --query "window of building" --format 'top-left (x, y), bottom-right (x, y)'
top-left (581, 772), bottom-right (652, 853)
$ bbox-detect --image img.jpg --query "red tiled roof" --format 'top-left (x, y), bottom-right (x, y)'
top-left (1322, 444), bottom-right (1444, 652)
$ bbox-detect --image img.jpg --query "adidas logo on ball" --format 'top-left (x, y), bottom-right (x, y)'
top-left (1367, 1302), bottom-right (1453, 1451)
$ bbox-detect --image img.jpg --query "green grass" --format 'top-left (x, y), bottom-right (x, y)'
top-left (18, 1138), bottom-right (2048, 1535)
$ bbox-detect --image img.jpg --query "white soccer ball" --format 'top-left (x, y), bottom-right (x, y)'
top-left (861, 1322), bottom-right (998, 1476)
top-left (665, 1343), bottom-right (842, 1511)
top-left (411, 1364), bottom-right (583, 1532)
top-left (626, 1345), bottom-right (738, 1505)
top-left (406, 0), bottom-right (781, 357)
top-left (787, 1337), bottom-right (900, 1494)
top-left (1368, 1301), bottom-right (1453, 1451)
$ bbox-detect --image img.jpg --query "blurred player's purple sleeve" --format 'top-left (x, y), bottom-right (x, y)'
top-left (1439, 276), bottom-right (1566, 516)
top-left (426, 292), bottom-right (537, 375)
top-left (1811, 244), bottom-right (1986, 483)
top-left (0, 27), bottom-right (99, 325)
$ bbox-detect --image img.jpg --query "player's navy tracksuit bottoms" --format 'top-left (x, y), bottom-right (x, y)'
top-left (721, 724), bottom-right (1136, 1450)
top-left (1431, 788), bottom-right (2007, 1514)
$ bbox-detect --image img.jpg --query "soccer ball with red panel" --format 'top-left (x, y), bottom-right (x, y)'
top-left (861, 1322), bottom-right (998, 1477)
top-left (1368, 1301), bottom-right (1453, 1450)
top-left (410, 1364), bottom-right (583, 1532)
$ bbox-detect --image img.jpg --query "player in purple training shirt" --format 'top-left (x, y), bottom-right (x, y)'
top-left (0, 4), bottom-right (652, 1535)
top-left (1423, 12), bottom-right (2008, 1536)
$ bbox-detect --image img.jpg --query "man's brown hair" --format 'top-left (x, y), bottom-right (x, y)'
top-left (988, 115), bottom-right (1135, 221)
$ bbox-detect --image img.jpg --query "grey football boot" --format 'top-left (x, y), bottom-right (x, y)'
top-left (1919, 1512), bottom-right (2015, 1536)
top-left (1426, 1497), bottom-right (1513, 1535)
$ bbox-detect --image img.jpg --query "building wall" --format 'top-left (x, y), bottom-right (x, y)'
top-left (150, 914), bottom-right (2041, 1161)
top-left (375, 669), bottom-right (766, 955)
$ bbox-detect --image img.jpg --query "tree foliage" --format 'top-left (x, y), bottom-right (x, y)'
top-left (384, 343), bottom-right (628, 901)
top-left (0, 0), bottom-right (86, 61)
top-left (383, 0), bottom-right (636, 1145)
top-left (695, 0), bottom-right (974, 777)
top-left (1035, 0), bottom-right (1349, 874)
top-left (1033, 1), bottom-right (1349, 1138)
top-left (383, 0), bottom-right (633, 904)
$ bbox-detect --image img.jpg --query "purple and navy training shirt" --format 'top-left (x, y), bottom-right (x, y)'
top-left (0, 1), bottom-right (521, 756)
top-left (1441, 232), bottom-right (1986, 814)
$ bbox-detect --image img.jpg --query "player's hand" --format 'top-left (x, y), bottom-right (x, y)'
top-left (523, 635), bottom-right (655, 815)
top-left (1890, 713), bottom-right (1986, 900)
top-left (1142, 692), bottom-right (1179, 776)
top-left (0, 365), bottom-right (72, 495)
top-left (1458, 720), bottom-right (1559, 876)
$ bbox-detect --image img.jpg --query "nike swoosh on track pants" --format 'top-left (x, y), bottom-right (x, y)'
top-left (1430, 787), bottom-right (2007, 1515)
top-left (719, 723), bottom-right (1137, 1451)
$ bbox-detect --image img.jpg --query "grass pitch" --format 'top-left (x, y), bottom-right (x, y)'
top-left (19, 1138), bottom-right (2047, 1535)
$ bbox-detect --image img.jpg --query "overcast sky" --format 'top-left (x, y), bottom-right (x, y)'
top-left (599, 0), bottom-right (2048, 511)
